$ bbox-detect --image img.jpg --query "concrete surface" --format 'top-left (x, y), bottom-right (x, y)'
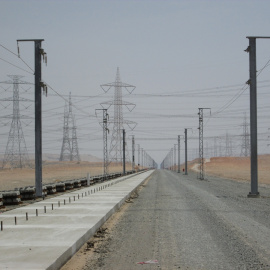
top-left (0, 170), bottom-right (154, 270)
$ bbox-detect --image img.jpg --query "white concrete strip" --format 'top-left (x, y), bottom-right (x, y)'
top-left (0, 170), bottom-right (154, 270)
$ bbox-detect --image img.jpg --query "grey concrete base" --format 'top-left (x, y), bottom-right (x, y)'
top-left (0, 170), bottom-right (154, 270)
top-left (247, 192), bottom-right (260, 198)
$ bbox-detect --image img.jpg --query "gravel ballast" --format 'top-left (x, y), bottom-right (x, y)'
top-left (82, 169), bottom-right (270, 270)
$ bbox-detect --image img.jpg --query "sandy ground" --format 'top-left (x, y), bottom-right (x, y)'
top-left (0, 161), bottom-right (132, 191)
top-left (2, 154), bottom-right (269, 190)
top-left (202, 155), bottom-right (270, 185)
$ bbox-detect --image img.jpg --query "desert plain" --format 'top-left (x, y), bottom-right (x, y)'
top-left (0, 155), bottom-right (270, 192)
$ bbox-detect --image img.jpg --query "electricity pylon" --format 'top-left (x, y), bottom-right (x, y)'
top-left (240, 113), bottom-right (250, 157)
top-left (60, 93), bottom-right (80, 161)
top-left (60, 101), bottom-right (71, 161)
top-left (100, 67), bottom-right (136, 163)
top-left (71, 115), bottom-right (80, 161)
top-left (225, 132), bottom-right (232, 157)
top-left (2, 75), bottom-right (31, 169)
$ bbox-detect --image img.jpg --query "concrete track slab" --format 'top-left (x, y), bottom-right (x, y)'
top-left (0, 170), bottom-right (154, 270)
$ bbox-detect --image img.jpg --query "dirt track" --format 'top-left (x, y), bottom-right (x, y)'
top-left (61, 170), bottom-right (270, 270)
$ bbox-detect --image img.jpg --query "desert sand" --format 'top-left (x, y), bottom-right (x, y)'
top-left (0, 161), bottom-right (132, 192)
top-left (199, 155), bottom-right (270, 185)
top-left (1, 155), bottom-right (270, 192)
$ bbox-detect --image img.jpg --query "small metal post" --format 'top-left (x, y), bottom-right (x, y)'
top-left (141, 148), bottom-right (144, 168)
top-left (52, 204), bottom-right (54, 210)
top-left (44, 206), bottom-right (46, 213)
top-left (123, 129), bottom-right (126, 175)
top-left (174, 144), bottom-right (177, 171)
top-left (1, 221), bottom-right (3, 231)
top-left (15, 217), bottom-right (17, 225)
top-left (87, 173), bottom-right (90, 186)
top-left (132, 135), bottom-right (135, 171)
top-left (138, 144), bottom-right (140, 167)
top-left (36, 209), bottom-right (38, 216)
top-left (69, 197), bottom-right (71, 203)
top-left (58, 201), bottom-right (60, 207)
top-left (178, 135), bottom-right (180, 173)
top-left (74, 196), bottom-right (75, 201)
top-left (64, 199), bottom-right (66, 205)
top-left (185, 129), bottom-right (188, 175)
top-left (26, 212), bottom-right (28, 221)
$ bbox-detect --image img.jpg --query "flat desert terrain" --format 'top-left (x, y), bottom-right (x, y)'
top-left (1, 155), bottom-right (269, 192)
top-left (201, 154), bottom-right (270, 185)
top-left (0, 161), bottom-right (132, 192)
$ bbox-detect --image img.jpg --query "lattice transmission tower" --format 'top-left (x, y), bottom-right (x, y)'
top-left (240, 113), bottom-right (250, 157)
top-left (60, 93), bottom-right (80, 161)
top-left (225, 132), bottom-right (233, 157)
top-left (2, 75), bottom-right (31, 169)
top-left (100, 67), bottom-right (136, 163)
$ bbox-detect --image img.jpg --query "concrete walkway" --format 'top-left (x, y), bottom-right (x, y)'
top-left (0, 170), bottom-right (154, 270)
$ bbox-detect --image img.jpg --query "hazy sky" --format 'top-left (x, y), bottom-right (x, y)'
top-left (1, 0), bottom-right (270, 166)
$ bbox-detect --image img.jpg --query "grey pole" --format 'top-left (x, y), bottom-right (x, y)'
top-left (244, 36), bottom-right (270, 197)
top-left (123, 129), bottom-right (126, 175)
top-left (248, 37), bottom-right (259, 197)
top-left (141, 148), bottom-right (143, 168)
top-left (185, 129), bottom-right (188, 175)
top-left (132, 135), bottom-right (135, 171)
top-left (174, 144), bottom-right (177, 172)
top-left (245, 36), bottom-right (270, 197)
top-left (138, 144), bottom-right (140, 167)
top-left (35, 40), bottom-right (43, 197)
top-left (17, 39), bottom-right (45, 197)
top-left (171, 148), bottom-right (173, 170)
top-left (178, 135), bottom-right (180, 173)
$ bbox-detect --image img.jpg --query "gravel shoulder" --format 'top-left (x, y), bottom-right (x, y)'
top-left (61, 170), bottom-right (270, 270)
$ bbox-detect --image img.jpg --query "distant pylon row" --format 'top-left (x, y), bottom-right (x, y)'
top-left (59, 92), bottom-right (80, 162)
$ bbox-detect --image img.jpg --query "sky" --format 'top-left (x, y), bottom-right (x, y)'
top-left (1, 0), bottom-right (270, 167)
